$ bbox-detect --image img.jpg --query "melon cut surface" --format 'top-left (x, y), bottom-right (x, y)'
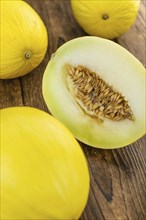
top-left (43, 37), bottom-right (145, 149)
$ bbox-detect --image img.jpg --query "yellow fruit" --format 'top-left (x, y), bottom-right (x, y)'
top-left (71, 0), bottom-right (140, 39)
top-left (1, 107), bottom-right (89, 219)
top-left (42, 36), bottom-right (145, 149)
top-left (0, 0), bottom-right (48, 79)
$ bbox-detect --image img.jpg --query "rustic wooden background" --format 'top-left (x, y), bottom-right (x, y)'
top-left (0, 1), bottom-right (145, 220)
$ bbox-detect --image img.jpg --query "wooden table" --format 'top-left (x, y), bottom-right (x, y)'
top-left (1, 1), bottom-right (145, 220)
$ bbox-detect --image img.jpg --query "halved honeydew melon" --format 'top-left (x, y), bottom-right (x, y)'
top-left (43, 36), bottom-right (145, 149)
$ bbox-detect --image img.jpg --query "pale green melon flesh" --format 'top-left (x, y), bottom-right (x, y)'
top-left (43, 37), bottom-right (145, 149)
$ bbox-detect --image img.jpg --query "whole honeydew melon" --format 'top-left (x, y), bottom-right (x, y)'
top-left (1, 107), bottom-right (89, 219)
top-left (0, 0), bottom-right (48, 79)
top-left (71, 0), bottom-right (140, 39)
top-left (42, 36), bottom-right (145, 149)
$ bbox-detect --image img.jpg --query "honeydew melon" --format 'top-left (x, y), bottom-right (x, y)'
top-left (0, 0), bottom-right (48, 79)
top-left (1, 107), bottom-right (89, 219)
top-left (43, 36), bottom-right (145, 149)
top-left (71, 0), bottom-right (140, 39)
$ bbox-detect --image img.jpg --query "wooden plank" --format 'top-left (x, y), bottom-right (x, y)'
top-left (0, 1), bottom-right (145, 220)
top-left (118, 1), bottom-right (146, 67)
top-left (0, 78), bottom-right (23, 108)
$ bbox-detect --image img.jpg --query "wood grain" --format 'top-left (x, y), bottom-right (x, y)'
top-left (118, 1), bottom-right (146, 67)
top-left (0, 1), bottom-right (145, 220)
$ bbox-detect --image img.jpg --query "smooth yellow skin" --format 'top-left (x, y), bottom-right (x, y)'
top-left (71, 0), bottom-right (140, 39)
top-left (1, 107), bottom-right (89, 219)
top-left (0, 1), bottom-right (48, 79)
top-left (43, 36), bottom-right (145, 149)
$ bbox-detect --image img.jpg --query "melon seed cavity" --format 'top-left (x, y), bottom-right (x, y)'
top-left (67, 65), bottom-right (134, 122)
